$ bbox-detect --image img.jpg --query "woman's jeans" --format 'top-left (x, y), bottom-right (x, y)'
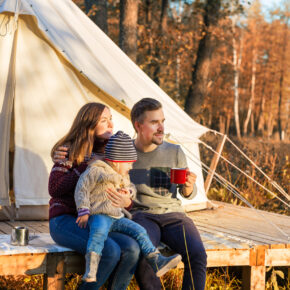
top-left (87, 214), bottom-right (155, 256)
top-left (49, 214), bottom-right (140, 290)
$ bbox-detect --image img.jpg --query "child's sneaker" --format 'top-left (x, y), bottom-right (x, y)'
top-left (146, 250), bottom-right (182, 277)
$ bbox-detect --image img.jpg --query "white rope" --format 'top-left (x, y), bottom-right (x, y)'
top-left (198, 138), bottom-right (290, 208)
top-left (209, 129), bottom-right (289, 200)
top-left (171, 135), bottom-right (290, 241)
top-left (12, 0), bottom-right (21, 33)
top-left (225, 136), bottom-right (289, 199)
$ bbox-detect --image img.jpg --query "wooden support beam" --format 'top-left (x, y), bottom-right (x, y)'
top-left (0, 253), bottom-right (46, 275)
top-left (242, 266), bottom-right (265, 290)
top-left (43, 253), bottom-right (66, 290)
top-left (264, 248), bottom-right (290, 266)
top-left (204, 134), bottom-right (227, 194)
top-left (206, 249), bottom-right (251, 267)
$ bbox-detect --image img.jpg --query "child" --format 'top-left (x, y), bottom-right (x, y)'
top-left (75, 131), bottom-right (182, 282)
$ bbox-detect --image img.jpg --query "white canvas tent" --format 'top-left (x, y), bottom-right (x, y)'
top-left (0, 0), bottom-right (209, 220)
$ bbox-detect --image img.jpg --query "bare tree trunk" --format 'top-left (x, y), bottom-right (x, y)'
top-left (257, 95), bottom-right (265, 136)
top-left (256, 67), bottom-right (268, 136)
top-left (184, 0), bottom-right (221, 119)
top-left (243, 46), bottom-right (257, 136)
top-left (277, 19), bottom-right (288, 140)
top-left (85, 0), bottom-right (108, 34)
top-left (219, 115), bottom-right (226, 134)
top-left (175, 0), bottom-right (182, 96)
top-left (226, 112), bottom-right (231, 135)
top-left (119, 0), bottom-right (139, 62)
top-left (267, 112), bottom-right (274, 140)
top-left (153, 0), bottom-right (168, 85)
top-left (145, 0), bottom-right (153, 62)
top-left (232, 15), bottom-right (243, 139)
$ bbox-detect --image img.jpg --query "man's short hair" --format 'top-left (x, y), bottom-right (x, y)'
top-left (131, 98), bottom-right (162, 130)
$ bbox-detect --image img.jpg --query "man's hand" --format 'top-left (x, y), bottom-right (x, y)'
top-left (182, 168), bottom-right (197, 197)
top-left (106, 188), bottom-right (132, 208)
top-left (52, 146), bottom-right (69, 163)
top-left (76, 214), bottom-right (89, 228)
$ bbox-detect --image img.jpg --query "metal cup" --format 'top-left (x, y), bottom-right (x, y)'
top-left (10, 226), bottom-right (29, 246)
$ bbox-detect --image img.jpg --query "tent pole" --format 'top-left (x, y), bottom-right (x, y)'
top-left (204, 134), bottom-right (227, 195)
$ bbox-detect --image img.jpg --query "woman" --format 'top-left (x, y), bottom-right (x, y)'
top-left (48, 103), bottom-right (140, 290)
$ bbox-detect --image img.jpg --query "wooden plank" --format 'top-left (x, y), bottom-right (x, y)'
top-left (0, 253), bottom-right (47, 275)
top-left (199, 230), bottom-right (254, 249)
top-left (22, 221), bottom-right (48, 234)
top-left (264, 248), bottom-right (290, 266)
top-left (242, 266), bottom-right (265, 290)
top-left (193, 217), bottom-right (289, 244)
top-left (189, 211), bottom-right (290, 239)
top-left (43, 254), bottom-right (66, 290)
top-left (256, 245), bottom-right (268, 266)
top-left (209, 201), bottom-right (290, 224)
top-left (195, 222), bottom-right (284, 245)
top-left (206, 249), bottom-right (251, 267)
top-left (0, 222), bottom-right (14, 234)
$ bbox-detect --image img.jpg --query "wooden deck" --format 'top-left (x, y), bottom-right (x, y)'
top-left (0, 201), bottom-right (289, 289)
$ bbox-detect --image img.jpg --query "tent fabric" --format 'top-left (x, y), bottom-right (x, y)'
top-left (0, 13), bottom-right (17, 206)
top-left (0, 0), bottom-right (209, 209)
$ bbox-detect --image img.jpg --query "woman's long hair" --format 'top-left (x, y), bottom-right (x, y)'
top-left (51, 102), bottom-right (107, 165)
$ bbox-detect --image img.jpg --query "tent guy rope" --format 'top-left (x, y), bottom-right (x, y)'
top-left (209, 129), bottom-right (290, 200)
top-left (171, 135), bottom-right (290, 241)
top-left (197, 135), bottom-right (290, 207)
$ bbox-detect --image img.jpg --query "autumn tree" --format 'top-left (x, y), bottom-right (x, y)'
top-left (119, 0), bottom-right (139, 62)
top-left (184, 0), bottom-right (221, 120)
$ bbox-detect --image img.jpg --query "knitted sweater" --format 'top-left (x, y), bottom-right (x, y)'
top-left (75, 160), bottom-right (136, 219)
top-left (48, 161), bottom-right (88, 219)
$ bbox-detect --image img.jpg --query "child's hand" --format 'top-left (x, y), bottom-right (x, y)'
top-left (76, 214), bottom-right (89, 228)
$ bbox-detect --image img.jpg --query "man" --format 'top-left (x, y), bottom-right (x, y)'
top-left (129, 98), bottom-right (207, 290)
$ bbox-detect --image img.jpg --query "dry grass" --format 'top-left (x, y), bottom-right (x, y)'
top-left (0, 267), bottom-right (289, 289)
top-left (200, 136), bottom-right (289, 215)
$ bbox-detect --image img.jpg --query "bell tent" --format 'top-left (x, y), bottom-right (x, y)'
top-left (0, 0), bottom-right (211, 220)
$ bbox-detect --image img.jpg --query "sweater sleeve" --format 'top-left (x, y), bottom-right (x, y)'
top-left (48, 162), bottom-right (88, 198)
top-left (74, 166), bottom-right (102, 211)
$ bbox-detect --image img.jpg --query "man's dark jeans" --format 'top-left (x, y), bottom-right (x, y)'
top-left (133, 211), bottom-right (207, 290)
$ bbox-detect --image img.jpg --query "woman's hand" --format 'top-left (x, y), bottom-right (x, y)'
top-left (106, 188), bottom-right (132, 208)
top-left (76, 214), bottom-right (89, 228)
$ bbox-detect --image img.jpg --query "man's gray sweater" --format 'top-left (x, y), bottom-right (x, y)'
top-left (130, 141), bottom-right (197, 214)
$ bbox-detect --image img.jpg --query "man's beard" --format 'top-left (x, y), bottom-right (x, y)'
top-left (152, 133), bottom-right (164, 145)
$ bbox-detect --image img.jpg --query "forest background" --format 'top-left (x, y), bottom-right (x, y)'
top-left (76, 0), bottom-right (289, 141)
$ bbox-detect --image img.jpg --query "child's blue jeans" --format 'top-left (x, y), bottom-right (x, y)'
top-left (87, 214), bottom-right (155, 257)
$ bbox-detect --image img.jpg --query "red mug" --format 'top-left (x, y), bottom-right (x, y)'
top-left (170, 168), bottom-right (187, 184)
